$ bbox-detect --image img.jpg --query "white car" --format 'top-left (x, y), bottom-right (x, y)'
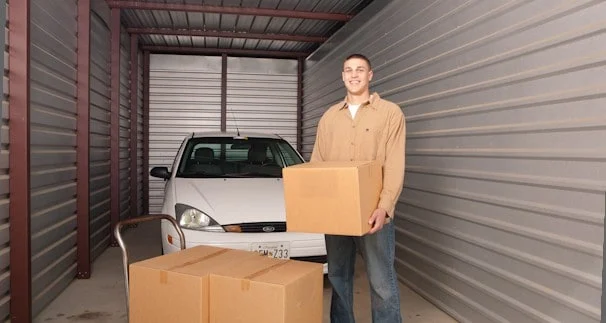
top-left (150, 131), bottom-right (327, 273)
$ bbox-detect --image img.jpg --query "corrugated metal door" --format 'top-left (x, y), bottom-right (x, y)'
top-left (119, 28), bottom-right (132, 221)
top-left (226, 57), bottom-right (299, 147)
top-left (148, 54), bottom-right (222, 213)
top-left (0, 0), bottom-right (9, 319)
top-left (89, 0), bottom-right (111, 261)
top-left (302, 1), bottom-right (606, 322)
top-left (30, 0), bottom-right (79, 316)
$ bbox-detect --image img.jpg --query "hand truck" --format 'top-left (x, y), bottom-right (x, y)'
top-left (113, 214), bottom-right (186, 311)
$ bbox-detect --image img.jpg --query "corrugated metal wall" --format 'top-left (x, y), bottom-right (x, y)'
top-left (226, 57), bottom-right (299, 147)
top-left (29, 0), bottom-right (79, 316)
top-left (119, 27), bottom-right (132, 221)
top-left (0, 0), bottom-right (8, 320)
top-left (148, 54), bottom-right (222, 213)
top-left (89, 0), bottom-right (111, 261)
top-left (302, 1), bottom-right (606, 322)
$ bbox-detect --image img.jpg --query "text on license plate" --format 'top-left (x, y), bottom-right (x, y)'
top-left (250, 242), bottom-right (291, 259)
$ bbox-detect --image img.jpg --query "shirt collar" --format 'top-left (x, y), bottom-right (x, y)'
top-left (339, 92), bottom-right (380, 110)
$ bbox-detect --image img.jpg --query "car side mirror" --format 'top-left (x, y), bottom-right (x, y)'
top-left (150, 166), bottom-right (171, 179)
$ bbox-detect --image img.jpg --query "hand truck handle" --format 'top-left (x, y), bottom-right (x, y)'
top-left (113, 214), bottom-right (186, 311)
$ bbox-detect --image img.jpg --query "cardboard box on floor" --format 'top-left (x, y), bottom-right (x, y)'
top-left (282, 160), bottom-right (382, 236)
top-left (210, 256), bottom-right (323, 323)
top-left (129, 245), bottom-right (323, 323)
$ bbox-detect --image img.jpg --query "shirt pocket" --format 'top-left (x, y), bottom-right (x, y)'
top-left (359, 121), bottom-right (385, 150)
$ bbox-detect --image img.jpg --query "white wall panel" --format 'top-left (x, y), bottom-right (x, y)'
top-left (226, 57), bottom-right (298, 147)
top-left (302, 1), bottom-right (606, 322)
top-left (148, 54), bottom-right (222, 213)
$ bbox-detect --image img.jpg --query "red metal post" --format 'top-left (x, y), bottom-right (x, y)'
top-left (126, 27), bottom-right (327, 43)
top-left (130, 34), bottom-right (139, 218)
top-left (107, 1), bottom-right (352, 21)
top-left (8, 0), bottom-right (32, 321)
top-left (142, 51), bottom-right (150, 215)
top-left (76, 0), bottom-right (91, 279)
top-left (221, 54), bottom-right (227, 132)
top-left (297, 57), bottom-right (304, 153)
top-left (110, 8), bottom-right (121, 246)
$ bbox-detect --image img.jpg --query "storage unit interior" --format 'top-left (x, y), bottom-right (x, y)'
top-left (2, 0), bottom-right (605, 322)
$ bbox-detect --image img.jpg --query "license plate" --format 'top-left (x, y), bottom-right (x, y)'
top-left (250, 242), bottom-right (290, 259)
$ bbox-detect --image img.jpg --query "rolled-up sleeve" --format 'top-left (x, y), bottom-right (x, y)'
top-left (377, 108), bottom-right (406, 217)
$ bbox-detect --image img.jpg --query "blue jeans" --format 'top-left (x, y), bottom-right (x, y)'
top-left (325, 221), bottom-right (402, 323)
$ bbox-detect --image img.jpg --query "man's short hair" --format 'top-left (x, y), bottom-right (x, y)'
top-left (344, 53), bottom-right (371, 70)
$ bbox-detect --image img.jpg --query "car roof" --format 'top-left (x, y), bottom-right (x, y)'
top-left (190, 130), bottom-right (283, 139)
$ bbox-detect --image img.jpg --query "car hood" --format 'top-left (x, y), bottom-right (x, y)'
top-left (173, 178), bottom-right (287, 224)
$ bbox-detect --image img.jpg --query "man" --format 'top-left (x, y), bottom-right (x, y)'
top-left (310, 53), bottom-right (406, 323)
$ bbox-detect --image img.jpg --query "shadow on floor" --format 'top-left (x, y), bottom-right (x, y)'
top-left (34, 221), bottom-right (457, 323)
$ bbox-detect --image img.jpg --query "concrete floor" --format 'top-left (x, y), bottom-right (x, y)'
top-left (34, 221), bottom-right (457, 323)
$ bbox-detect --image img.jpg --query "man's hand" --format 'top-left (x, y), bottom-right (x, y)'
top-left (368, 208), bottom-right (388, 234)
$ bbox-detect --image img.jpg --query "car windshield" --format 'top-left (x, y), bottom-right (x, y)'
top-left (175, 136), bottom-right (304, 178)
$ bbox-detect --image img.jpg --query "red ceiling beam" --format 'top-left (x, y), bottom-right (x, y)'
top-left (9, 0), bottom-right (32, 321)
top-left (142, 45), bottom-right (310, 59)
top-left (106, 1), bottom-right (352, 21)
top-left (127, 27), bottom-right (327, 43)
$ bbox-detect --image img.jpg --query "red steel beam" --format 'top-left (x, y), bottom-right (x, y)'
top-left (220, 54), bottom-right (227, 132)
top-left (297, 57), bottom-right (304, 153)
top-left (127, 27), bottom-right (327, 43)
top-left (110, 8), bottom-right (121, 246)
top-left (9, 0), bottom-right (31, 321)
top-left (129, 34), bottom-right (139, 219)
top-left (76, 0), bottom-right (91, 279)
top-left (141, 45), bottom-right (310, 59)
top-left (107, 1), bottom-right (352, 21)
top-left (142, 51), bottom-right (150, 215)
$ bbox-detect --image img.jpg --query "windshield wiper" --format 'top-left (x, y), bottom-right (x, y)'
top-left (224, 172), bottom-right (280, 178)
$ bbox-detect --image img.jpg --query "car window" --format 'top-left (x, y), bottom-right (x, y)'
top-left (175, 136), bottom-right (303, 178)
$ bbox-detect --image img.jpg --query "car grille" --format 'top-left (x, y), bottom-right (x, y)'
top-left (237, 222), bottom-right (287, 233)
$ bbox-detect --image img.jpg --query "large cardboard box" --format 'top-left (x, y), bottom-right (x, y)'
top-left (129, 245), bottom-right (324, 323)
top-left (209, 256), bottom-right (323, 323)
top-left (282, 160), bottom-right (382, 236)
top-left (128, 245), bottom-right (262, 323)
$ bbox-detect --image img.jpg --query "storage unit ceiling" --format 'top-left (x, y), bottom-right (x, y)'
top-left (110, 0), bottom-right (373, 56)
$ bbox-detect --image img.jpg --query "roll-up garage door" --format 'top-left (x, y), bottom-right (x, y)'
top-left (226, 57), bottom-right (298, 147)
top-left (302, 1), bottom-right (606, 322)
top-left (148, 54), bottom-right (222, 213)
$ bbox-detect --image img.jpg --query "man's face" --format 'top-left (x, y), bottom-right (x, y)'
top-left (342, 57), bottom-right (373, 96)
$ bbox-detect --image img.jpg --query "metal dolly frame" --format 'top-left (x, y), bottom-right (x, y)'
top-left (113, 214), bottom-right (186, 311)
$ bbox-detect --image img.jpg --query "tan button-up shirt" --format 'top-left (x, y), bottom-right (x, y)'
top-left (310, 92), bottom-right (406, 219)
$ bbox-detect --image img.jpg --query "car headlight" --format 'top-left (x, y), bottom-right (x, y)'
top-left (175, 204), bottom-right (225, 232)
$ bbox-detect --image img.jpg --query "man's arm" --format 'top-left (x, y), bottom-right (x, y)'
top-left (377, 108), bottom-right (406, 218)
top-left (309, 116), bottom-right (326, 162)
